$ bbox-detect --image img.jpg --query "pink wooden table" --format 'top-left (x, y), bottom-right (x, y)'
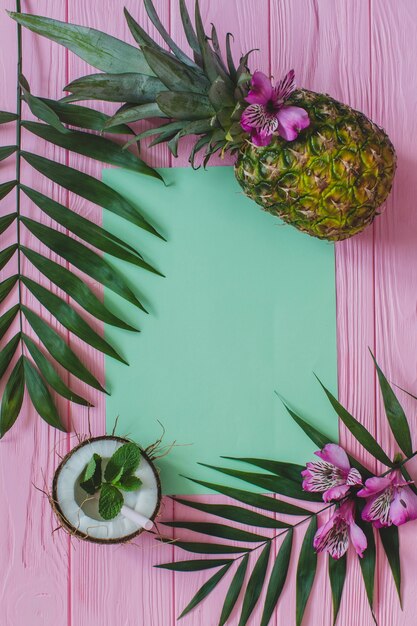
top-left (1, 1), bottom-right (417, 624)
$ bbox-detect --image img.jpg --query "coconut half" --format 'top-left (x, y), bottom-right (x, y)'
top-left (52, 436), bottom-right (161, 544)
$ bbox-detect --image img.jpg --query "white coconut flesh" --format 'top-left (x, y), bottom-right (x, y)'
top-left (56, 439), bottom-right (160, 541)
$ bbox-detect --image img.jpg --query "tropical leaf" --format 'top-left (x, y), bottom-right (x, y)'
top-left (379, 525), bottom-right (401, 606)
top-left (142, 45), bottom-right (209, 94)
top-left (223, 457), bottom-right (305, 482)
top-left (179, 563), bottom-right (233, 619)
top-left (104, 102), bottom-right (167, 129)
top-left (316, 377), bottom-right (393, 467)
top-left (238, 542), bottom-right (271, 626)
top-left (9, 12), bottom-right (154, 75)
top-left (157, 91), bottom-right (215, 120)
top-left (260, 530), bottom-right (293, 626)
top-left (165, 540), bottom-right (250, 555)
top-left (357, 512), bottom-right (376, 620)
top-left (162, 521), bottom-right (268, 543)
top-left (64, 73), bottom-right (166, 104)
top-left (328, 554), bottom-right (347, 626)
top-left (296, 517), bottom-right (318, 626)
top-left (0, 213), bottom-right (17, 235)
top-left (0, 180), bottom-right (17, 201)
top-left (23, 357), bottom-right (65, 430)
top-left (0, 275), bottom-right (18, 304)
top-left (178, 0), bottom-right (202, 60)
top-left (183, 476), bottom-right (311, 516)
top-left (20, 78), bottom-right (69, 134)
top-left (0, 146), bottom-right (17, 162)
top-left (371, 352), bottom-right (413, 457)
top-left (0, 357), bottom-right (25, 438)
top-left (0, 111), bottom-right (18, 124)
top-left (174, 497), bottom-right (290, 529)
top-left (219, 554), bottom-right (249, 626)
top-left (38, 98), bottom-right (134, 134)
top-left (156, 559), bottom-right (232, 572)
top-left (0, 335), bottom-right (21, 380)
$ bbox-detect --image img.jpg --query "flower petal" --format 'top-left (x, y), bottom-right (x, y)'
top-left (346, 467), bottom-right (362, 486)
top-left (272, 69), bottom-right (296, 105)
top-left (315, 443), bottom-right (350, 473)
top-left (361, 491), bottom-right (392, 527)
top-left (390, 486), bottom-right (417, 526)
top-left (277, 105), bottom-right (310, 141)
top-left (323, 483), bottom-right (350, 503)
top-left (349, 521), bottom-right (367, 558)
top-left (246, 71), bottom-right (273, 104)
top-left (250, 130), bottom-right (273, 147)
top-left (357, 475), bottom-right (391, 498)
top-left (240, 104), bottom-right (279, 133)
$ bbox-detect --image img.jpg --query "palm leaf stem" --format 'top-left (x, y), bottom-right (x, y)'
top-left (15, 0), bottom-right (23, 353)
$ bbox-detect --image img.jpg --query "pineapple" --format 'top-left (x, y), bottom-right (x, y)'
top-left (70, 0), bottom-right (396, 242)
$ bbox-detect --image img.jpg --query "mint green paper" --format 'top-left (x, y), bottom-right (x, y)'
top-left (103, 166), bottom-right (338, 495)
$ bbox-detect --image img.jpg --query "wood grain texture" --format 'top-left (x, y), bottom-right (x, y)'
top-left (1, 1), bottom-right (417, 625)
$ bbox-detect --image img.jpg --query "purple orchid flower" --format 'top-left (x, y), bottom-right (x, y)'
top-left (302, 443), bottom-right (362, 503)
top-left (357, 470), bottom-right (417, 528)
top-left (240, 69), bottom-right (310, 146)
top-left (313, 499), bottom-right (367, 560)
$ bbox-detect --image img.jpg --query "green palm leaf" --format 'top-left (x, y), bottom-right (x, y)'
top-left (156, 559), bottom-right (232, 572)
top-left (296, 517), bottom-right (318, 626)
top-left (260, 530), bottom-right (293, 626)
top-left (162, 521), bottom-right (268, 543)
top-left (179, 563), bottom-right (233, 619)
top-left (379, 525), bottom-right (401, 606)
top-left (38, 98), bottom-right (133, 134)
top-left (328, 554), bottom-right (347, 625)
top-left (0, 146), bottom-right (17, 162)
top-left (0, 111), bottom-right (18, 124)
top-left (218, 554), bottom-right (249, 626)
top-left (0, 357), bottom-right (25, 438)
top-left (238, 542), bottom-right (271, 626)
top-left (0, 275), bottom-right (18, 304)
top-left (0, 335), bottom-right (21, 379)
top-left (23, 357), bottom-right (65, 431)
top-left (0, 213), bottom-right (17, 235)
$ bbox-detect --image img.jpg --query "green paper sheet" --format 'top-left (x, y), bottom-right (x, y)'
top-left (103, 166), bottom-right (338, 494)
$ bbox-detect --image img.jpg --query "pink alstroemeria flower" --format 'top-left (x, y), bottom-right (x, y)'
top-left (313, 500), bottom-right (367, 560)
top-left (302, 443), bottom-right (362, 503)
top-left (357, 470), bottom-right (417, 528)
top-left (240, 69), bottom-right (310, 146)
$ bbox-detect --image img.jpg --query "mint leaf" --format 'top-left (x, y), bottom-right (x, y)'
top-left (98, 483), bottom-right (123, 520)
top-left (104, 442), bottom-right (141, 483)
top-left (116, 474), bottom-right (142, 492)
top-left (80, 453), bottom-right (102, 495)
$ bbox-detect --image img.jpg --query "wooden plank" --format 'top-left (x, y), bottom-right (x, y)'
top-left (371, 1), bottom-right (417, 624)
top-left (66, 2), bottom-right (174, 625)
top-left (0, 1), bottom-right (72, 625)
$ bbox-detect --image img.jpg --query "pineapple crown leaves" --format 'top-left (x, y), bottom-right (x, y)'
top-left (10, 0), bottom-right (254, 168)
top-left (0, 11), bottom-right (166, 436)
top-left (79, 442), bottom-right (142, 520)
top-left (156, 356), bottom-right (417, 626)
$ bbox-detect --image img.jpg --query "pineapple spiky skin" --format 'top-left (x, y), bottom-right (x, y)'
top-left (234, 90), bottom-right (397, 241)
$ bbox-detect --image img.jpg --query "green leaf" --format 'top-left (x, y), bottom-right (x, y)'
top-left (80, 453), bottom-right (102, 495)
top-left (0, 244), bottom-right (18, 272)
top-left (167, 120), bottom-right (214, 158)
top-left (194, 0), bottom-right (220, 83)
top-left (0, 334), bottom-right (21, 380)
top-left (156, 559), bottom-right (232, 572)
top-left (21, 247), bottom-right (138, 332)
top-left (0, 304), bottom-right (19, 341)
top-left (163, 521), bottom-right (267, 543)
top-left (174, 497), bottom-right (289, 529)
top-left (98, 483), bottom-right (124, 520)
top-left (183, 476), bottom-right (311, 516)
top-left (371, 352), bottom-right (413, 456)
top-left (225, 33), bottom-right (237, 82)
top-left (105, 442), bottom-right (141, 482)
top-left (124, 121), bottom-right (184, 149)
top-left (179, 562), bottom-right (232, 619)
top-left (0, 275), bottom-right (17, 304)
top-left (157, 91), bottom-right (215, 120)
top-left (143, 0), bottom-right (199, 69)
top-left (21, 151), bottom-right (163, 237)
top-left (179, 0), bottom-right (201, 59)
top-left (20, 80), bottom-right (69, 134)
top-left (296, 517), bottom-right (318, 626)
top-left (167, 541), bottom-right (250, 555)
top-left (0, 180), bottom-right (17, 202)
top-left (116, 474), bottom-right (142, 492)
top-left (22, 306), bottom-right (106, 393)
top-left (23, 357), bottom-right (65, 430)
top-left (400, 465), bottom-right (417, 495)
top-left (22, 121), bottom-right (160, 180)
top-left (357, 512), bottom-right (376, 619)
top-left (22, 334), bottom-right (90, 406)
top-left (223, 457), bottom-right (304, 483)
top-left (65, 73), bottom-right (166, 104)
top-left (238, 542), bottom-right (271, 626)
top-left (0, 145), bottom-right (17, 163)
top-left (379, 525), bottom-right (401, 606)
top-left (328, 554), bottom-right (347, 626)
top-left (0, 213), bottom-right (17, 236)
top-left (9, 12), bottom-right (153, 75)
top-left (260, 530), bottom-right (293, 626)
top-left (199, 464), bottom-right (321, 502)
top-left (218, 554), bottom-right (249, 626)
top-left (316, 377), bottom-right (393, 467)
top-left (0, 111), bottom-right (18, 124)
top-left (104, 102), bottom-right (167, 129)
top-left (38, 98), bottom-right (133, 134)
top-left (21, 186), bottom-right (160, 274)
top-left (21, 276), bottom-right (127, 364)
top-left (21, 218), bottom-right (147, 311)
top-left (142, 45), bottom-right (208, 95)
top-left (0, 356), bottom-right (25, 437)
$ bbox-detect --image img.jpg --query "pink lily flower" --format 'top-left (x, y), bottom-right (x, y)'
top-left (302, 443), bottom-right (362, 503)
top-left (313, 500), bottom-right (367, 560)
top-left (240, 69), bottom-right (310, 146)
top-left (357, 470), bottom-right (417, 528)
